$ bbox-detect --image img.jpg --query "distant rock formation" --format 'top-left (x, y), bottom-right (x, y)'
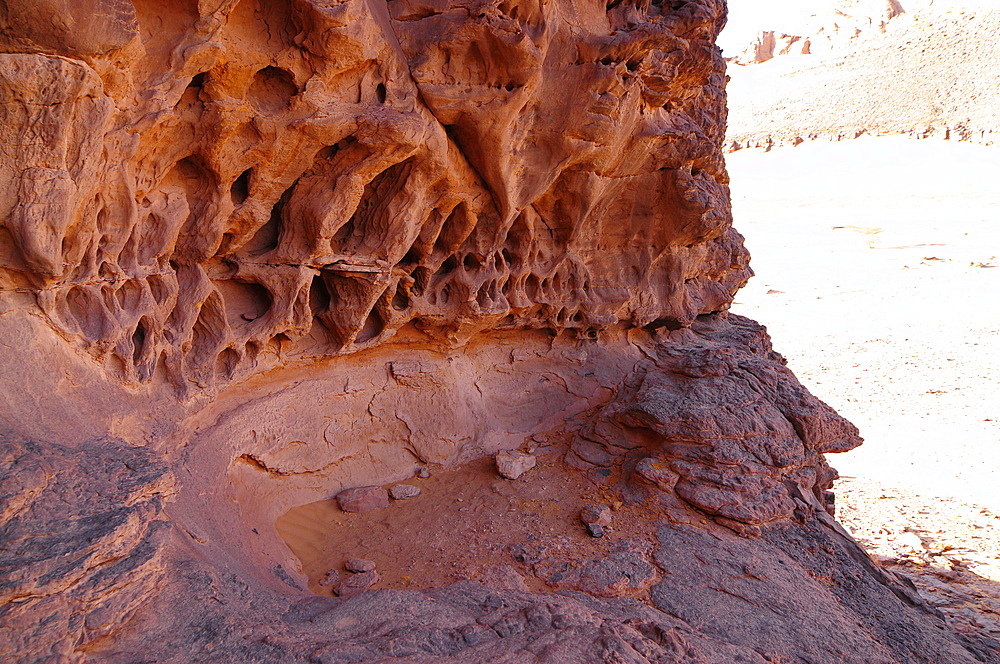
top-left (727, 6), bottom-right (1000, 149)
top-left (731, 31), bottom-right (812, 65)
top-left (1, 1), bottom-right (997, 663)
top-left (730, 0), bottom-right (904, 65)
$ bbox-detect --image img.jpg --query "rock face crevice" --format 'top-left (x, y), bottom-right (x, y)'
top-left (1, 1), bottom-right (997, 663)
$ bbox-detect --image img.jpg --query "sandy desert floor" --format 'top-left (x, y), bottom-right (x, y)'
top-left (727, 135), bottom-right (1000, 641)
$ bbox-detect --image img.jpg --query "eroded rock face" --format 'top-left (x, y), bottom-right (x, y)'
top-left (0, 0), bottom-right (745, 393)
top-left (1, 1), bottom-right (996, 663)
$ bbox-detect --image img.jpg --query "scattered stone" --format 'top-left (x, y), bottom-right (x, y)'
top-left (495, 450), bottom-right (536, 480)
top-left (345, 557), bottom-right (376, 573)
top-left (580, 504), bottom-right (612, 527)
top-left (417, 466), bottom-right (430, 479)
top-left (336, 486), bottom-right (389, 513)
top-left (390, 484), bottom-right (421, 500)
top-left (586, 523), bottom-right (605, 538)
top-left (333, 570), bottom-right (379, 597)
top-left (317, 569), bottom-right (341, 587)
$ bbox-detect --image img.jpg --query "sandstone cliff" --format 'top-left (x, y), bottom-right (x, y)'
top-left (1, 1), bottom-right (996, 663)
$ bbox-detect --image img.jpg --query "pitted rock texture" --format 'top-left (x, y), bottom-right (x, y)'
top-left (0, 0), bottom-right (746, 394)
top-left (0, 1), bottom-right (997, 663)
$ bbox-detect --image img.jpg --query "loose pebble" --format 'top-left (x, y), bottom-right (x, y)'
top-left (345, 557), bottom-right (376, 573)
top-left (495, 450), bottom-right (536, 480)
top-left (390, 484), bottom-right (421, 500)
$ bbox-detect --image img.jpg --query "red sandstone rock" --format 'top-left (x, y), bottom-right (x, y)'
top-left (334, 570), bottom-right (380, 598)
top-left (344, 557), bottom-right (376, 573)
top-left (580, 504), bottom-right (612, 527)
top-left (337, 487), bottom-right (389, 513)
top-left (0, 1), bottom-right (995, 663)
top-left (495, 451), bottom-right (536, 480)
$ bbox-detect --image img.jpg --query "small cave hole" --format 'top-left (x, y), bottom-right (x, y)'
top-left (438, 283), bottom-right (452, 304)
top-left (462, 253), bottom-right (481, 271)
top-left (525, 274), bottom-right (540, 299)
top-left (230, 168), bottom-right (252, 205)
top-left (147, 274), bottom-right (171, 305)
top-left (392, 283), bottom-right (410, 311)
top-left (600, 56), bottom-right (614, 66)
top-left (644, 317), bottom-right (684, 332)
top-left (215, 347), bottom-right (240, 379)
top-left (376, 82), bottom-right (387, 104)
top-left (355, 307), bottom-right (384, 344)
top-left (400, 246), bottom-right (422, 267)
top-left (434, 255), bottom-right (459, 278)
top-left (410, 267), bottom-right (429, 297)
top-left (316, 145), bottom-right (339, 161)
top-left (243, 186), bottom-right (292, 255)
top-left (244, 341), bottom-right (260, 362)
top-left (501, 248), bottom-right (514, 266)
top-left (248, 66), bottom-right (298, 114)
top-left (331, 219), bottom-right (356, 245)
top-left (309, 274), bottom-right (331, 316)
top-left (217, 279), bottom-right (273, 326)
top-left (178, 73), bottom-right (208, 110)
top-left (131, 319), bottom-right (148, 364)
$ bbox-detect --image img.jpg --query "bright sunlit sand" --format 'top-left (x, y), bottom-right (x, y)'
top-left (727, 136), bottom-right (1000, 511)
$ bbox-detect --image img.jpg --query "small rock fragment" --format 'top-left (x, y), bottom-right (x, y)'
top-left (390, 484), bottom-right (421, 500)
top-left (336, 486), bottom-right (389, 513)
top-left (318, 569), bottom-right (341, 587)
top-left (580, 504), bottom-right (612, 527)
top-left (417, 466), bottom-right (430, 478)
top-left (495, 450), bottom-right (536, 480)
top-left (334, 570), bottom-right (379, 597)
top-left (587, 523), bottom-right (605, 538)
top-left (345, 557), bottom-right (376, 573)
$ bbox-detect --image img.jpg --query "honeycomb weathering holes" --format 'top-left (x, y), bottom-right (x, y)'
top-left (248, 66), bottom-right (298, 114)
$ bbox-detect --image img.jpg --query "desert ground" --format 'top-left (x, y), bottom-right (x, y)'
top-left (726, 135), bottom-right (1000, 641)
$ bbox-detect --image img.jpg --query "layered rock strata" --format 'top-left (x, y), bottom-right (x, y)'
top-left (0, 1), bottom-right (996, 663)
